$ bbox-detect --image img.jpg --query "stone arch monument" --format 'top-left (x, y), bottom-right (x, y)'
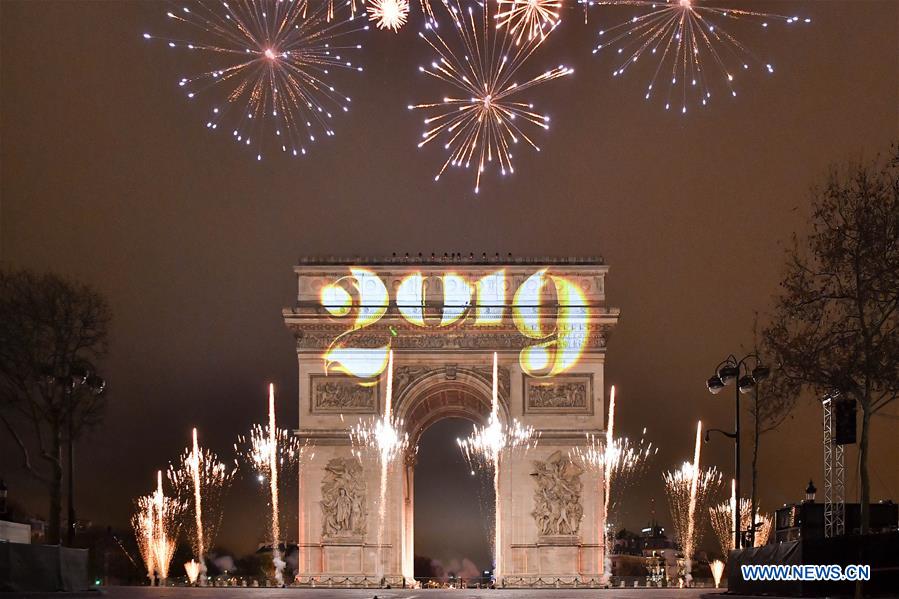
top-left (283, 256), bottom-right (619, 586)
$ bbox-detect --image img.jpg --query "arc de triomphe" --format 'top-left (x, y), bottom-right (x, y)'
top-left (283, 256), bottom-right (619, 586)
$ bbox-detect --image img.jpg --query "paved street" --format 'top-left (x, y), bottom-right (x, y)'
top-left (12, 587), bottom-right (728, 599)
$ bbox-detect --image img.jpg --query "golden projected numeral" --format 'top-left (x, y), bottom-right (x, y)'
top-left (320, 268), bottom-right (390, 380)
top-left (320, 269), bottom-right (587, 379)
top-left (396, 272), bottom-right (477, 327)
top-left (512, 270), bottom-right (589, 377)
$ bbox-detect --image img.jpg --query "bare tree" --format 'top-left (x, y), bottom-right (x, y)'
top-left (0, 269), bottom-right (111, 544)
top-left (764, 147), bottom-right (899, 533)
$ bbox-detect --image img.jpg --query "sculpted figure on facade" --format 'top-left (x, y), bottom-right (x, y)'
top-left (313, 379), bottom-right (376, 412)
top-left (531, 451), bottom-right (584, 537)
top-left (321, 458), bottom-right (366, 538)
top-left (527, 381), bottom-right (588, 410)
top-left (393, 366), bottom-right (436, 401)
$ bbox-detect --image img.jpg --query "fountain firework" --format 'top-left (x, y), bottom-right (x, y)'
top-left (167, 428), bottom-right (235, 584)
top-left (349, 350), bottom-right (409, 582)
top-left (711, 559), bottom-right (725, 588)
top-left (458, 352), bottom-right (537, 582)
top-left (131, 471), bottom-right (181, 585)
top-left (709, 480), bottom-right (772, 555)
top-left (184, 560), bottom-right (201, 585)
top-left (569, 386), bottom-right (656, 584)
top-left (662, 421), bottom-right (722, 586)
top-left (236, 384), bottom-right (306, 586)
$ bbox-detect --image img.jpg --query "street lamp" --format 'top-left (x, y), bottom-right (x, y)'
top-left (705, 354), bottom-right (768, 550)
top-left (804, 480), bottom-right (817, 503)
top-left (52, 366), bottom-right (106, 546)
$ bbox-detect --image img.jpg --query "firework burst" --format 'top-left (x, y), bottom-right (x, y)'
top-left (131, 471), bottom-right (182, 584)
top-left (710, 494), bottom-right (772, 555)
top-left (367, 0), bottom-right (411, 31)
top-left (235, 422), bottom-right (306, 476)
top-left (456, 353), bottom-right (536, 581)
top-left (184, 559), bottom-right (202, 585)
top-left (457, 354), bottom-right (537, 471)
top-left (167, 428), bottom-right (236, 580)
top-left (235, 422), bottom-right (306, 480)
top-left (663, 461), bottom-right (723, 559)
top-left (235, 384), bottom-right (310, 585)
top-left (348, 409), bottom-right (410, 467)
top-left (348, 352), bottom-right (409, 468)
top-left (347, 351), bottom-right (410, 580)
top-left (410, 0), bottom-right (573, 193)
top-left (591, 0), bottom-right (810, 112)
top-left (570, 431), bottom-right (656, 519)
top-left (568, 386), bottom-right (656, 583)
top-left (495, 0), bottom-right (562, 45)
top-left (143, 0), bottom-right (367, 160)
top-left (711, 559), bottom-right (725, 588)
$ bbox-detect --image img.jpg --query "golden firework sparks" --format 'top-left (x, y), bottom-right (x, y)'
top-left (167, 428), bottom-right (236, 581)
top-left (592, 0), bottom-right (810, 112)
top-left (367, 0), bottom-right (411, 31)
top-left (410, 0), bottom-right (572, 193)
top-left (348, 351), bottom-right (410, 581)
top-left (131, 471), bottom-right (182, 585)
top-left (663, 461), bottom-right (723, 564)
top-left (495, 0), bottom-right (562, 44)
top-left (143, 0), bottom-right (367, 160)
top-left (456, 353), bottom-right (537, 582)
top-left (235, 384), bottom-right (311, 585)
top-left (710, 491), bottom-right (773, 555)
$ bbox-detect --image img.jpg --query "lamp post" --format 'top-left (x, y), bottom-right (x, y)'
top-left (804, 480), bottom-right (816, 503)
top-left (705, 354), bottom-right (769, 550)
top-left (59, 367), bottom-right (106, 546)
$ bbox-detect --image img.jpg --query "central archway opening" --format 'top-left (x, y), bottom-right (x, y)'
top-left (413, 417), bottom-right (495, 586)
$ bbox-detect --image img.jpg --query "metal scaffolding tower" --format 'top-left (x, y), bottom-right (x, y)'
top-left (822, 395), bottom-right (845, 538)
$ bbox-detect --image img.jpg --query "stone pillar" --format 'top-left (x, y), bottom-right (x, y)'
top-left (401, 457), bottom-right (415, 582)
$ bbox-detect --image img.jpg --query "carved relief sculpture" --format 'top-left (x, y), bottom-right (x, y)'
top-left (531, 451), bottom-right (584, 537)
top-left (392, 366), bottom-right (435, 401)
top-left (321, 458), bottom-right (366, 538)
top-left (311, 376), bottom-right (377, 413)
top-left (524, 375), bottom-right (592, 414)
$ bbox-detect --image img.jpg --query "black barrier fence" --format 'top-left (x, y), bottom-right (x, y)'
top-left (728, 532), bottom-right (899, 597)
top-left (0, 543), bottom-right (89, 592)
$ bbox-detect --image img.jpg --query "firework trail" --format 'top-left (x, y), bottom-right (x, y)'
top-left (662, 421), bottom-right (722, 586)
top-left (236, 384), bottom-right (307, 585)
top-left (569, 385), bottom-right (656, 582)
top-left (167, 427), bottom-right (236, 584)
top-left (349, 350), bottom-right (409, 581)
top-left (457, 352), bottom-right (537, 580)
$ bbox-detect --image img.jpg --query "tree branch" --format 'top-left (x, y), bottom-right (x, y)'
top-left (0, 412), bottom-right (50, 484)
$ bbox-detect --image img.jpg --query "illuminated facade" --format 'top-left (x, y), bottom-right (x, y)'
top-left (283, 256), bottom-right (619, 586)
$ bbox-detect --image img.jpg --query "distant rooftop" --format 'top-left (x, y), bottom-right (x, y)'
top-left (296, 253), bottom-right (605, 266)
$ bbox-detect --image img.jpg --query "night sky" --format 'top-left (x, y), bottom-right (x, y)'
top-left (1, 0), bottom-right (898, 567)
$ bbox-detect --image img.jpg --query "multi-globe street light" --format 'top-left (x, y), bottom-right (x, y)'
top-left (45, 366), bottom-right (106, 545)
top-left (705, 354), bottom-right (769, 549)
